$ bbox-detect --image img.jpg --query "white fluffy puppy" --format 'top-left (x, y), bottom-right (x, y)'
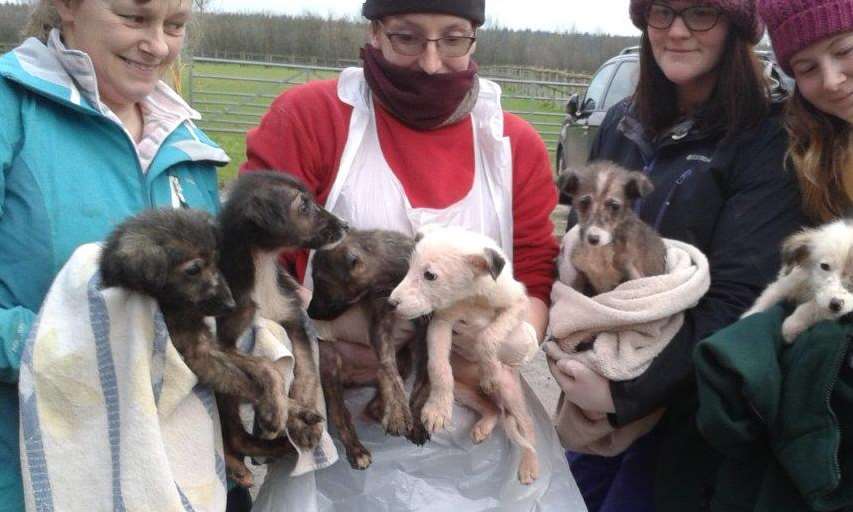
top-left (389, 225), bottom-right (539, 484)
top-left (742, 219), bottom-right (853, 343)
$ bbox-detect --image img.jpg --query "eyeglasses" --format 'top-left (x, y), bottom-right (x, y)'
top-left (646, 3), bottom-right (723, 32)
top-left (379, 22), bottom-right (477, 58)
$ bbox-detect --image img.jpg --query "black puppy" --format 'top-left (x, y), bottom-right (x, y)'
top-left (308, 229), bottom-right (430, 469)
top-left (216, 171), bottom-right (349, 484)
top-left (99, 208), bottom-right (289, 450)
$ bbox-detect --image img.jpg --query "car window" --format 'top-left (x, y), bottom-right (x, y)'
top-left (582, 62), bottom-right (616, 113)
top-left (603, 60), bottom-right (639, 111)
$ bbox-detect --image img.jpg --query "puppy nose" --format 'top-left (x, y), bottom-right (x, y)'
top-left (830, 298), bottom-right (844, 313)
top-left (587, 234), bottom-right (600, 245)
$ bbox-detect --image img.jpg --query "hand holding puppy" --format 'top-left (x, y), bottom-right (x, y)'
top-left (544, 341), bottom-right (615, 414)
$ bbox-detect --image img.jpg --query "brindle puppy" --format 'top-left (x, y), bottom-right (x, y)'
top-left (99, 209), bottom-right (290, 453)
top-left (308, 229), bottom-right (430, 469)
top-left (217, 171), bottom-right (349, 486)
top-left (558, 161), bottom-right (667, 295)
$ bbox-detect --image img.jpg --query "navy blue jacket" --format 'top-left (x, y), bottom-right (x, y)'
top-left (586, 99), bottom-right (807, 427)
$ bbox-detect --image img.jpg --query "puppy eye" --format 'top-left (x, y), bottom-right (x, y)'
top-left (299, 197), bottom-right (310, 215)
top-left (821, 263), bottom-right (831, 271)
top-left (578, 197), bottom-right (592, 210)
top-left (423, 270), bottom-right (437, 281)
top-left (184, 260), bottom-right (203, 276)
top-left (606, 201), bottom-right (621, 213)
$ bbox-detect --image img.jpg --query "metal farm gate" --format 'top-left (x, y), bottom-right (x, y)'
top-left (186, 56), bottom-right (590, 153)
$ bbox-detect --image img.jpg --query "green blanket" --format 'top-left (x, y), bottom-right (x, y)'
top-left (692, 305), bottom-right (853, 512)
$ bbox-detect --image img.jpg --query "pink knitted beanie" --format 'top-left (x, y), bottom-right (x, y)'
top-left (758, 0), bottom-right (853, 75)
top-left (630, 0), bottom-right (765, 44)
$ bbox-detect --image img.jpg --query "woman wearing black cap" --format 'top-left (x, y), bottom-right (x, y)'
top-left (240, 1), bottom-right (586, 510)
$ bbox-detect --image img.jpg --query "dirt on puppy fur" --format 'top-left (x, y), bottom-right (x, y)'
top-left (308, 228), bottom-right (430, 470)
top-left (389, 225), bottom-right (540, 485)
top-left (216, 171), bottom-right (349, 487)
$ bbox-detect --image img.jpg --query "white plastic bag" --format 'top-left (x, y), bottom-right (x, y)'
top-left (253, 378), bottom-right (587, 512)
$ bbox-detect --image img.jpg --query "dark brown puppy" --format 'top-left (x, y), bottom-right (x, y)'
top-left (99, 208), bottom-right (289, 450)
top-left (308, 229), bottom-right (429, 469)
top-left (217, 171), bottom-right (348, 485)
top-left (559, 161), bottom-right (667, 294)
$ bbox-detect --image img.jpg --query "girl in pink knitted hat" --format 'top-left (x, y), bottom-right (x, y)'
top-left (759, 0), bottom-right (853, 221)
top-left (547, 1), bottom-right (807, 511)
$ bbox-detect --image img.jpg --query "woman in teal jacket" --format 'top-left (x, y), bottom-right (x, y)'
top-left (0, 0), bottom-right (227, 509)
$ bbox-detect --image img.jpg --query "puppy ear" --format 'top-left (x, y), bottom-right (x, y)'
top-left (781, 230), bottom-right (812, 267)
top-left (346, 249), bottom-right (363, 272)
top-left (416, 224), bottom-right (441, 242)
top-left (109, 233), bottom-right (170, 291)
top-left (468, 247), bottom-right (506, 281)
top-left (624, 172), bottom-right (654, 201)
top-left (557, 170), bottom-right (580, 204)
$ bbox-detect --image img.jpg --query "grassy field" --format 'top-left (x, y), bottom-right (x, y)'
top-left (181, 60), bottom-right (566, 185)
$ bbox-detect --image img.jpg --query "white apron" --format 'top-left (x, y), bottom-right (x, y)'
top-left (254, 69), bottom-right (587, 512)
top-left (304, 67), bottom-right (514, 290)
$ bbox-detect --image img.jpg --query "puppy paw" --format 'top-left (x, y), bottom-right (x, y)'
top-left (346, 443), bottom-right (372, 470)
top-left (286, 402), bottom-right (325, 449)
top-left (471, 417), bottom-right (497, 444)
top-left (781, 318), bottom-right (804, 344)
top-left (421, 398), bottom-right (453, 433)
top-left (517, 452), bottom-right (539, 485)
top-left (255, 395), bottom-right (287, 439)
top-left (407, 420), bottom-right (431, 446)
top-left (741, 307), bottom-right (760, 319)
top-left (365, 394), bottom-right (383, 423)
top-left (382, 398), bottom-right (414, 437)
top-left (479, 375), bottom-right (500, 396)
top-left (225, 456), bottom-right (254, 488)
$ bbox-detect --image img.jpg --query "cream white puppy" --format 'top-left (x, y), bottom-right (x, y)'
top-left (743, 219), bottom-right (853, 343)
top-left (389, 225), bottom-right (539, 484)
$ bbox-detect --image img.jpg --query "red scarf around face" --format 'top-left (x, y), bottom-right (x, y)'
top-left (360, 45), bottom-right (479, 130)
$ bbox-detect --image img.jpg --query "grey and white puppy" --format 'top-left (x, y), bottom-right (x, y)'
top-left (558, 161), bottom-right (667, 295)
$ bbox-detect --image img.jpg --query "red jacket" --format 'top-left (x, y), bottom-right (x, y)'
top-left (241, 79), bottom-right (558, 304)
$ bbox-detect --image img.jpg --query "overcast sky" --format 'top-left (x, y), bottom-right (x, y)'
top-left (210, 0), bottom-right (641, 36)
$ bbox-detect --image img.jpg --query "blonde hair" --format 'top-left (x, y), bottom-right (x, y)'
top-left (23, 0), bottom-right (64, 43)
top-left (785, 88), bottom-right (853, 223)
top-left (21, 0), bottom-right (194, 91)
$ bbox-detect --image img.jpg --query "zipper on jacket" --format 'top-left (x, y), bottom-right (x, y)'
top-left (653, 168), bottom-right (693, 231)
top-left (823, 332), bottom-right (849, 487)
top-left (169, 175), bottom-right (189, 209)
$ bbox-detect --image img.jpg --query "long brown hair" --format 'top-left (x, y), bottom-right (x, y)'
top-left (785, 88), bottom-right (853, 222)
top-left (633, 28), bottom-right (770, 138)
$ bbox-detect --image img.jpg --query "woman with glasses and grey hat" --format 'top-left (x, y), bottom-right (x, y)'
top-left (240, 1), bottom-right (586, 510)
top-left (545, 0), bottom-right (806, 511)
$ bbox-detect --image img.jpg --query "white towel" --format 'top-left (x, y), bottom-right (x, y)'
top-left (545, 226), bottom-right (709, 456)
top-left (18, 243), bottom-right (337, 512)
top-left (548, 226), bottom-right (711, 380)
